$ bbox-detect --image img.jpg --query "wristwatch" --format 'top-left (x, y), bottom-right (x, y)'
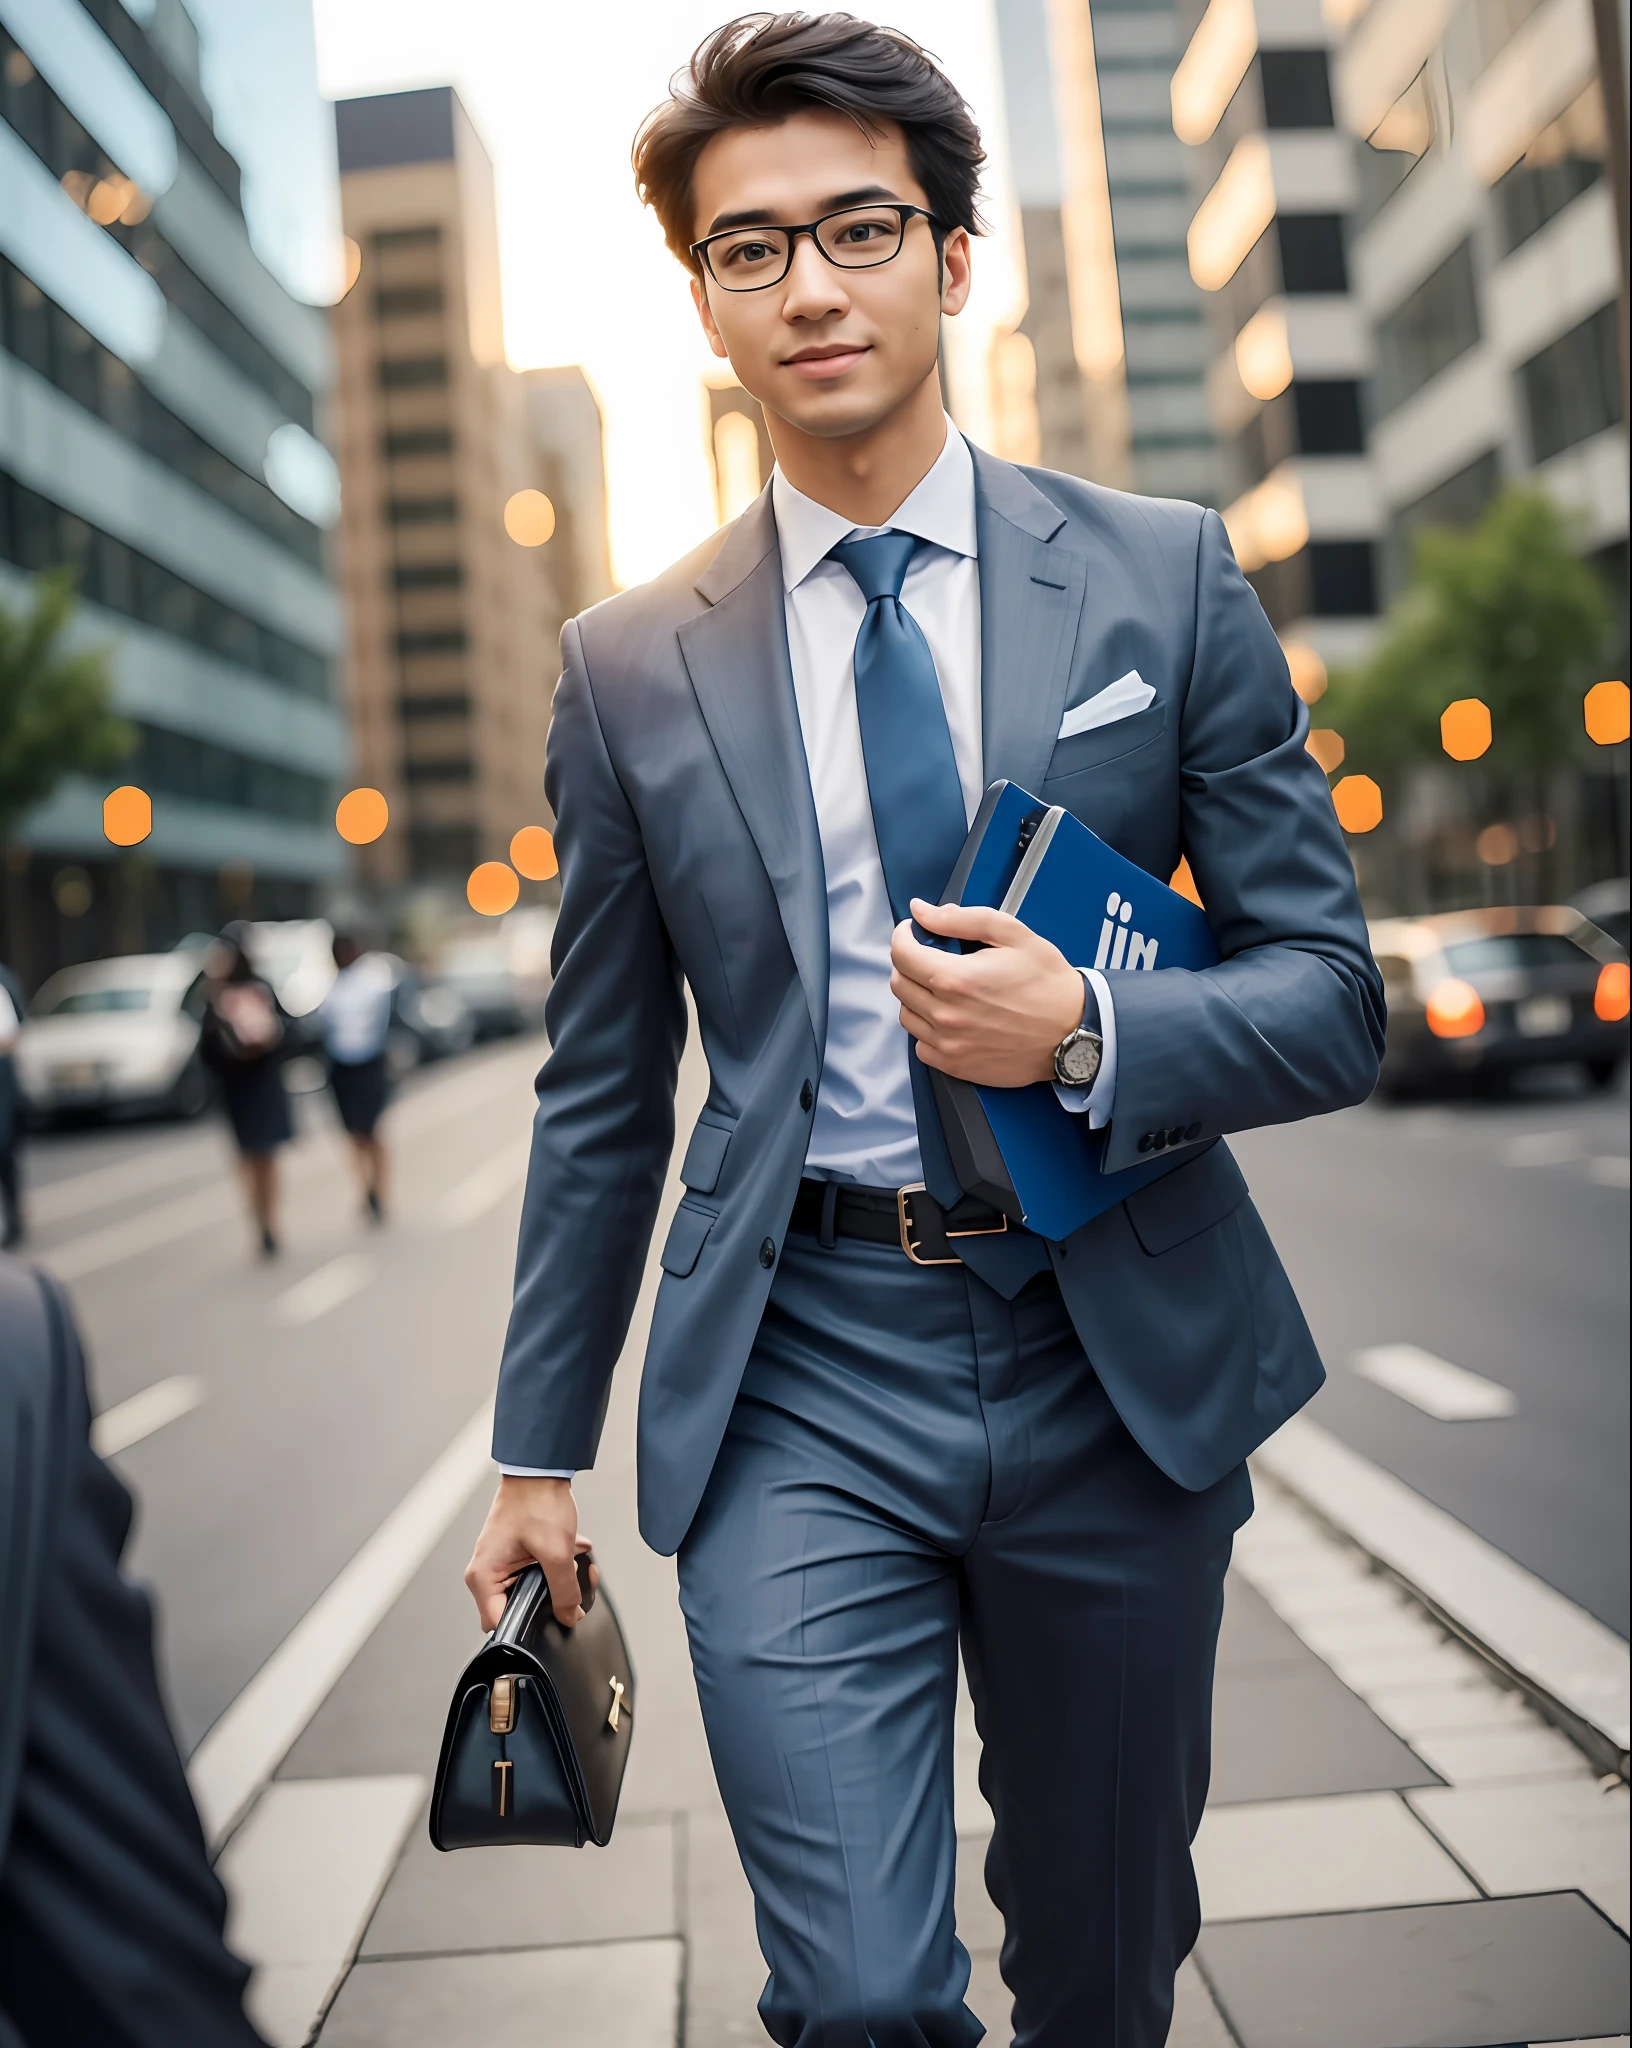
top-left (1053, 974), bottom-right (1103, 1090)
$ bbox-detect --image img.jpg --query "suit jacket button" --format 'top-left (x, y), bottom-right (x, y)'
top-left (1185, 1121), bottom-right (1202, 1142)
top-left (759, 1238), bottom-right (776, 1269)
top-left (1138, 1132), bottom-right (1153, 1153)
top-left (799, 1079), bottom-right (814, 1112)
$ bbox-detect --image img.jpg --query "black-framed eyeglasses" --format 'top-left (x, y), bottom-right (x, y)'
top-left (690, 203), bottom-right (939, 291)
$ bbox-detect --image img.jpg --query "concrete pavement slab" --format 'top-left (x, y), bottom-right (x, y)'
top-left (1197, 1892), bottom-right (1631, 2048)
top-left (1193, 1791), bottom-right (1478, 1920)
top-left (1407, 1722), bottom-right (1591, 1784)
top-left (320, 1938), bottom-right (684, 2047)
top-left (1210, 1662), bottom-right (1441, 1804)
top-left (1409, 1780), bottom-right (1632, 1930)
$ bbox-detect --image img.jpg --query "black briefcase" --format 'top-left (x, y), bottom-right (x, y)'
top-left (429, 1556), bottom-right (634, 1850)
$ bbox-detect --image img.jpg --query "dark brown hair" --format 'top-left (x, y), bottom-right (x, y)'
top-left (632, 12), bottom-right (986, 271)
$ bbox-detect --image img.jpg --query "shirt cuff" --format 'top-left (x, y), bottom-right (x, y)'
top-left (497, 1465), bottom-right (575, 1479)
top-left (1053, 967), bottom-right (1118, 1130)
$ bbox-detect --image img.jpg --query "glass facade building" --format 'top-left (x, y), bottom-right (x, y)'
top-left (0, 0), bottom-right (346, 985)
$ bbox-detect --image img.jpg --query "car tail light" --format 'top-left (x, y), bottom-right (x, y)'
top-left (1425, 978), bottom-right (1486, 1038)
top-left (1596, 961), bottom-right (1631, 1022)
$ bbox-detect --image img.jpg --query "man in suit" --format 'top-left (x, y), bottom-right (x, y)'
top-left (0, 1256), bottom-right (267, 2046)
top-left (467, 15), bottom-right (1384, 2044)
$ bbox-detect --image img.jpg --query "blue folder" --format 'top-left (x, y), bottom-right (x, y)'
top-left (930, 780), bottom-right (1220, 1241)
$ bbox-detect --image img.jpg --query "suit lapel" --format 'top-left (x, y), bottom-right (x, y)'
top-left (972, 447), bottom-right (1090, 797)
top-left (678, 491), bottom-right (829, 1053)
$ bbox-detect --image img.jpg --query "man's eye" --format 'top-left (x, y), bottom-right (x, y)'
top-left (721, 240), bottom-right (776, 267)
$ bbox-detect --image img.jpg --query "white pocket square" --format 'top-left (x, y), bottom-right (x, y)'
top-left (1057, 671), bottom-right (1156, 740)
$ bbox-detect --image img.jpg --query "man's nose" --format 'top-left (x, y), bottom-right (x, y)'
top-left (780, 233), bottom-right (850, 320)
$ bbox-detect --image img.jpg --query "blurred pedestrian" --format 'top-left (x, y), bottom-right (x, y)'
top-left (0, 1253), bottom-right (268, 2045)
top-left (197, 925), bottom-right (291, 1258)
top-left (318, 933), bottom-right (393, 1223)
top-left (0, 957), bottom-right (22, 1249)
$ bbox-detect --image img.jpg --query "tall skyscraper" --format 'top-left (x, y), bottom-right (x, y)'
top-left (0, 0), bottom-right (347, 981)
top-left (991, 0), bottom-right (1219, 500)
top-left (332, 87), bottom-right (570, 891)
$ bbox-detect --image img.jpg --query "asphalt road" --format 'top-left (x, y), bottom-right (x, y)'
top-left (17, 1043), bottom-right (1629, 1769)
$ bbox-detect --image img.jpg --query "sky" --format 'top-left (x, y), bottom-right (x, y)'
top-left (312, 1), bottom-right (1028, 587)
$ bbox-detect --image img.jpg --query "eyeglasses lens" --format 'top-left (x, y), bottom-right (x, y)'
top-left (706, 208), bottom-right (907, 289)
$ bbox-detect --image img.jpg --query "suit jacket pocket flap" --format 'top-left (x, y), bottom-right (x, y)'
top-left (679, 1116), bottom-right (733, 1194)
top-left (1125, 1143), bottom-right (1247, 1256)
top-left (1041, 701), bottom-right (1167, 784)
top-left (659, 1200), bottom-right (716, 1277)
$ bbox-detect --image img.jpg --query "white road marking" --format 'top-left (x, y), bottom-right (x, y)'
top-left (1504, 1130), bottom-right (1585, 1167)
top-left (436, 1148), bottom-right (528, 1228)
top-left (1588, 1155), bottom-right (1630, 1188)
top-left (187, 1399), bottom-right (494, 1848)
top-left (269, 1253), bottom-right (375, 1327)
top-left (1354, 1343), bottom-right (1517, 1421)
top-left (1255, 1415), bottom-right (1630, 1754)
top-left (91, 1374), bottom-right (207, 1456)
top-left (220, 1775), bottom-right (425, 2048)
top-left (28, 1142), bottom-right (217, 1226)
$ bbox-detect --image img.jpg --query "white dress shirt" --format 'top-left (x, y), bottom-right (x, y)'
top-left (499, 421), bottom-right (1117, 1478)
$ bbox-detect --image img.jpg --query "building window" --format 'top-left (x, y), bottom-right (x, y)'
top-left (1493, 84), bottom-right (1606, 255)
top-left (409, 824), bottom-right (478, 880)
top-left (1375, 241), bottom-right (1480, 415)
top-left (396, 628), bottom-right (468, 655)
top-left (383, 428), bottom-right (455, 459)
top-left (378, 356), bottom-right (449, 390)
top-left (0, 471), bottom-right (332, 698)
top-left (133, 723), bottom-right (329, 822)
top-left (1293, 381), bottom-right (1366, 454)
top-left (0, 259), bottom-right (324, 570)
top-left (392, 562), bottom-right (463, 590)
top-left (1276, 215), bottom-right (1347, 293)
top-left (1308, 542), bottom-right (1377, 615)
top-left (1384, 448), bottom-right (1503, 593)
top-left (1520, 304), bottom-right (1621, 462)
top-left (374, 286), bottom-right (445, 319)
top-left (385, 496), bottom-right (458, 524)
top-left (403, 757), bottom-right (475, 783)
top-left (399, 693), bottom-right (471, 719)
top-left (1258, 51), bottom-right (1334, 129)
top-left (373, 226), bottom-right (443, 252)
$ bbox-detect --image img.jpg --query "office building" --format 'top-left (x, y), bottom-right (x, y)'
top-left (990, 0), bottom-right (1219, 500)
top-left (332, 87), bottom-right (571, 891)
top-left (0, 0), bottom-right (347, 983)
top-left (522, 366), bottom-right (614, 614)
top-left (1331, 0), bottom-right (1626, 607)
top-left (1175, 0), bottom-right (1379, 667)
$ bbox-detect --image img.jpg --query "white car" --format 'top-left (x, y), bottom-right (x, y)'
top-left (16, 954), bottom-right (211, 1124)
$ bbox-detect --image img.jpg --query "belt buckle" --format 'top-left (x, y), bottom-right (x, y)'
top-left (897, 1184), bottom-right (961, 1266)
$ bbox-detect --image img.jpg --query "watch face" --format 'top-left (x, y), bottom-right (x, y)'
top-left (1058, 1032), bottom-right (1101, 1086)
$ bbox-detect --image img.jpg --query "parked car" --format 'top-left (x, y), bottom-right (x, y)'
top-left (1370, 907), bottom-right (1630, 1097)
top-left (1571, 878), bottom-right (1630, 955)
top-left (381, 956), bottom-right (476, 1073)
top-left (432, 933), bottom-right (548, 1040)
top-left (15, 954), bottom-right (211, 1124)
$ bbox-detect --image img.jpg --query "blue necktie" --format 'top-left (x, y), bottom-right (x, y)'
top-left (829, 531), bottom-right (968, 1208)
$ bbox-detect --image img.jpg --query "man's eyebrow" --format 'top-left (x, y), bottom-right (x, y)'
top-left (702, 185), bottom-right (903, 235)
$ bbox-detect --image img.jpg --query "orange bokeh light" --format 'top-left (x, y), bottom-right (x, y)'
top-left (1425, 978), bottom-right (1486, 1039)
top-left (103, 785), bottom-right (151, 846)
top-left (1584, 680), bottom-right (1630, 746)
top-left (1595, 961), bottom-right (1631, 1022)
top-left (1440, 698), bottom-right (1491, 761)
top-left (467, 861), bottom-right (520, 916)
top-left (1169, 856), bottom-right (1202, 907)
top-left (336, 787), bottom-right (389, 844)
top-left (510, 826), bottom-right (558, 880)
top-left (1331, 774), bottom-right (1382, 833)
top-left (1306, 728), bottom-right (1345, 773)
top-left (503, 489), bottom-right (557, 547)
top-left (1476, 822), bottom-right (1518, 866)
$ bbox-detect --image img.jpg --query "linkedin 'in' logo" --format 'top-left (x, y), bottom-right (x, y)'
top-left (1094, 892), bottom-right (1158, 971)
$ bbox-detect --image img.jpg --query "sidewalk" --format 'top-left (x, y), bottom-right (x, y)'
top-left (208, 1048), bottom-right (1631, 2047)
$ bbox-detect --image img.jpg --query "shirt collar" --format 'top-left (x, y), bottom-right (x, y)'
top-left (770, 415), bottom-right (977, 593)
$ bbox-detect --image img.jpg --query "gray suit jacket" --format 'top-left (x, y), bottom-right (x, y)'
top-left (494, 448), bottom-right (1384, 1553)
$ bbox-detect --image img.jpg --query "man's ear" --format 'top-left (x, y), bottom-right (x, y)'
top-left (691, 274), bottom-right (731, 361)
top-left (939, 227), bottom-right (973, 319)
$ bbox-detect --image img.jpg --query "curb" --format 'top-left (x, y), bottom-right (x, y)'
top-left (1253, 1416), bottom-right (1631, 1783)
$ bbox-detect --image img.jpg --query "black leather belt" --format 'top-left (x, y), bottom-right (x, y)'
top-left (790, 1177), bottom-right (1012, 1267)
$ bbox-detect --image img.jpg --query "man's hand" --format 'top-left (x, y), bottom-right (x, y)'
top-left (890, 899), bottom-right (1086, 1087)
top-left (465, 1476), bottom-right (594, 1632)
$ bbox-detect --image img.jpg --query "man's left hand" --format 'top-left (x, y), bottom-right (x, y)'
top-left (891, 898), bottom-right (1086, 1088)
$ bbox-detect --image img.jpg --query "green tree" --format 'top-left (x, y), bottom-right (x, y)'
top-left (0, 569), bottom-right (132, 843)
top-left (1323, 489), bottom-right (1613, 788)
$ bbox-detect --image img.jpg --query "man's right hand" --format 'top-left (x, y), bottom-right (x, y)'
top-left (465, 1475), bottom-right (589, 1632)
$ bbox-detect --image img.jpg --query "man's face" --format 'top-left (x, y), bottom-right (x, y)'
top-left (688, 109), bottom-right (970, 441)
